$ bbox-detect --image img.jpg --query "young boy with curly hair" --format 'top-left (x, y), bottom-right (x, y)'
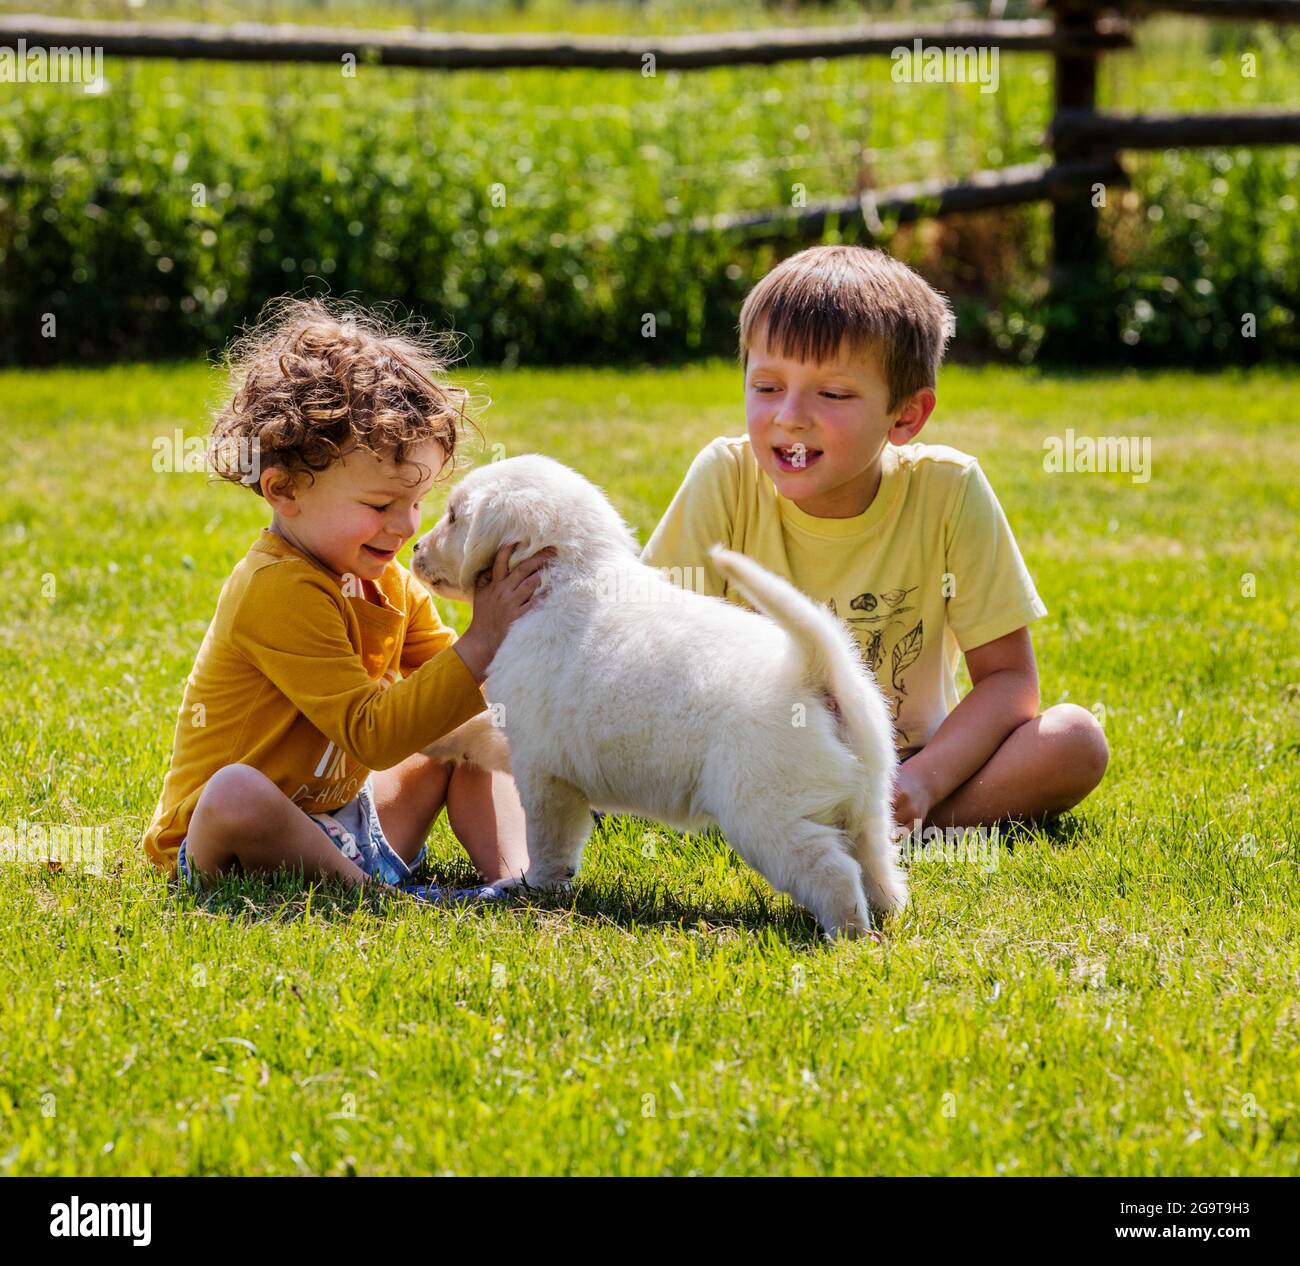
top-left (642, 245), bottom-right (1108, 832)
top-left (140, 299), bottom-right (549, 892)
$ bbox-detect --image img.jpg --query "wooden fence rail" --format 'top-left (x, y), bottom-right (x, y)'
top-left (0, 14), bottom-right (1131, 70)
top-left (1126, 0), bottom-right (1300, 22)
top-left (654, 159), bottom-right (1129, 239)
top-left (2, 3), bottom-right (1297, 298)
top-left (1050, 107), bottom-right (1300, 148)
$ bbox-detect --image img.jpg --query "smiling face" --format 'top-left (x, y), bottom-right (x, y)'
top-left (744, 327), bottom-right (936, 519)
top-left (261, 438), bottom-right (447, 585)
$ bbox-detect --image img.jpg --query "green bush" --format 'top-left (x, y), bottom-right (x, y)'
top-left (2, 16), bottom-right (1297, 368)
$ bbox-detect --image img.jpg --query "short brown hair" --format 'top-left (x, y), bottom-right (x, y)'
top-left (208, 296), bottom-right (478, 497)
top-left (738, 245), bottom-right (953, 411)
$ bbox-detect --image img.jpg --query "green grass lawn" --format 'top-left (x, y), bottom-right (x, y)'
top-left (1, 360), bottom-right (1297, 1176)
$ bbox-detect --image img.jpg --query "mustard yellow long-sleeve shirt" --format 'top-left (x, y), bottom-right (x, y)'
top-left (141, 528), bottom-right (485, 873)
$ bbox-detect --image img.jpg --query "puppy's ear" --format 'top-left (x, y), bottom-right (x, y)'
top-left (501, 483), bottom-right (564, 566)
top-left (459, 486), bottom-right (557, 588)
top-left (506, 526), bottom-right (548, 572)
top-left (457, 492), bottom-right (506, 593)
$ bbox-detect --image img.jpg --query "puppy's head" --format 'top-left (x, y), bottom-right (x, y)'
top-left (412, 454), bottom-right (639, 600)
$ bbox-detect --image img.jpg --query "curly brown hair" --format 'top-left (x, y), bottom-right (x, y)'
top-left (208, 296), bottom-right (480, 497)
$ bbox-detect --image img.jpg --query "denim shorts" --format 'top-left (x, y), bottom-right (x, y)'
top-left (177, 775), bottom-right (425, 888)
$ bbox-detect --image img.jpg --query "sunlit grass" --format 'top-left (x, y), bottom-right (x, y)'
top-left (0, 359), bottom-right (1297, 1175)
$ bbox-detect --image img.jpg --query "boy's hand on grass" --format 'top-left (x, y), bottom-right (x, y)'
top-left (452, 543), bottom-right (556, 684)
top-left (892, 762), bottom-right (937, 832)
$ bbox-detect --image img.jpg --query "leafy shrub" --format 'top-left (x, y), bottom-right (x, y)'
top-left (2, 19), bottom-right (1296, 369)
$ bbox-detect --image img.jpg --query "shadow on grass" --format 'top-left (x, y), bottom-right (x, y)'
top-left (172, 820), bottom-right (827, 943)
top-left (170, 813), bottom-right (1096, 940)
top-left (175, 869), bottom-right (827, 944)
top-left (995, 811), bottom-right (1097, 852)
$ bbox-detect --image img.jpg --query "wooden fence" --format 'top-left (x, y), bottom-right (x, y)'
top-left (2, 1), bottom-right (1298, 295)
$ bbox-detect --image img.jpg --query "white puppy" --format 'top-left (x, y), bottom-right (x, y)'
top-left (414, 455), bottom-right (906, 938)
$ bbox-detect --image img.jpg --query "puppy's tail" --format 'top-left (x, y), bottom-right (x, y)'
top-left (707, 545), bottom-right (907, 915)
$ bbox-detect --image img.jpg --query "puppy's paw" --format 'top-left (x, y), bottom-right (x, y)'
top-left (815, 893), bottom-right (881, 943)
top-left (520, 866), bottom-right (577, 894)
top-left (822, 923), bottom-right (884, 945)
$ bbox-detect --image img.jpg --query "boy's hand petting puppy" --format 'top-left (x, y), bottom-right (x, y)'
top-left (452, 542), bottom-right (556, 684)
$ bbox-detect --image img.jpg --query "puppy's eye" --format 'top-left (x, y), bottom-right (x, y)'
top-left (448, 506), bottom-right (456, 525)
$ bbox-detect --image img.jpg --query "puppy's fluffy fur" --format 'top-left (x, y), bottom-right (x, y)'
top-left (414, 455), bottom-right (906, 938)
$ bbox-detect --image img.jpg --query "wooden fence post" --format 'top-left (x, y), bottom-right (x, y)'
top-left (1047, 0), bottom-right (1115, 353)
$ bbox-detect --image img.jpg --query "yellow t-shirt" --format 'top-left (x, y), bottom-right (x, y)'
top-left (140, 528), bottom-right (486, 873)
top-left (640, 436), bottom-right (1046, 752)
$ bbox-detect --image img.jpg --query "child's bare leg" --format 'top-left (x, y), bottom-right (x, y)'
top-left (370, 751), bottom-right (530, 884)
top-left (446, 764), bottom-right (531, 885)
top-left (184, 764), bottom-right (366, 885)
top-left (369, 750), bottom-right (452, 865)
top-left (924, 704), bottom-right (1108, 829)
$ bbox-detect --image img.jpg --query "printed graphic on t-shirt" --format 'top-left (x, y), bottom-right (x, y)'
top-left (290, 737), bottom-right (361, 809)
top-left (314, 739), bottom-right (347, 780)
top-left (830, 586), bottom-right (924, 745)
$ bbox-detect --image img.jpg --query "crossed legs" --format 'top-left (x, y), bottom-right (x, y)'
top-left (182, 750), bottom-right (531, 887)
top-left (918, 703), bottom-right (1109, 829)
